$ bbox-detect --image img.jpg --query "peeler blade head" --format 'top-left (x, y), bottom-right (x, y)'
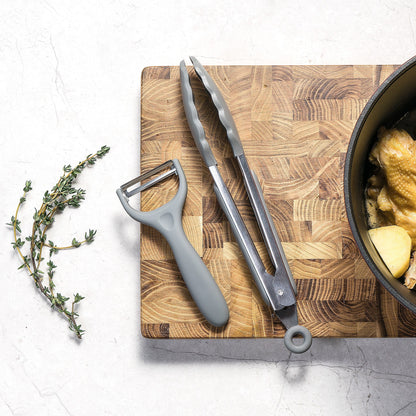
top-left (120, 160), bottom-right (178, 198)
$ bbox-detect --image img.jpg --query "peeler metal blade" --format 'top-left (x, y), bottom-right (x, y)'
top-left (120, 160), bottom-right (178, 198)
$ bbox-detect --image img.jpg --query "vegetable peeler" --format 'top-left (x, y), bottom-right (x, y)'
top-left (116, 159), bottom-right (229, 327)
top-left (180, 57), bottom-right (312, 353)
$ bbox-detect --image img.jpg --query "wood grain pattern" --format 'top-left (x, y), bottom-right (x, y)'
top-left (140, 64), bottom-right (416, 338)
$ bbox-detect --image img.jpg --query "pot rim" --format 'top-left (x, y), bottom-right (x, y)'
top-left (344, 55), bottom-right (416, 314)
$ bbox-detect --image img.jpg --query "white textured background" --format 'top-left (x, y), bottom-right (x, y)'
top-left (2, 1), bottom-right (416, 415)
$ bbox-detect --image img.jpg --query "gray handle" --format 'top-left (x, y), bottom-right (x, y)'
top-left (116, 190), bottom-right (229, 327)
top-left (163, 225), bottom-right (229, 327)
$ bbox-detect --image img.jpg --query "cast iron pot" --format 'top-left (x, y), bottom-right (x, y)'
top-left (344, 55), bottom-right (416, 314)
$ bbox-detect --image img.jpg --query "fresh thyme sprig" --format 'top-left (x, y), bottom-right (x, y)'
top-left (7, 145), bottom-right (110, 339)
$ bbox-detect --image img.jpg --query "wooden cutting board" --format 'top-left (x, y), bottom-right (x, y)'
top-left (140, 64), bottom-right (416, 339)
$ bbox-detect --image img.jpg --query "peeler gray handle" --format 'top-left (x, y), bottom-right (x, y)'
top-left (162, 224), bottom-right (229, 327)
top-left (116, 159), bottom-right (228, 327)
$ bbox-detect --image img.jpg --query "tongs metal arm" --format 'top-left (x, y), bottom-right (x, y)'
top-left (236, 154), bottom-right (297, 295)
top-left (209, 165), bottom-right (295, 311)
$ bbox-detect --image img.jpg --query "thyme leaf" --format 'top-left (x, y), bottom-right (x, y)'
top-left (7, 145), bottom-right (110, 339)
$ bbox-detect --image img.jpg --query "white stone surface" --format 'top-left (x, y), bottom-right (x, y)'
top-left (2, 1), bottom-right (416, 415)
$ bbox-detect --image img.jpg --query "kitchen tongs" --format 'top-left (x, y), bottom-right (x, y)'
top-left (180, 57), bottom-right (312, 353)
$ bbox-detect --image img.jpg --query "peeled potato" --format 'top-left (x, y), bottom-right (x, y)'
top-left (369, 225), bottom-right (412, 278)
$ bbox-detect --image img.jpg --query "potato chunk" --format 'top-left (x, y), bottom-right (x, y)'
top-left (368, 225), bottom-right (412, 278)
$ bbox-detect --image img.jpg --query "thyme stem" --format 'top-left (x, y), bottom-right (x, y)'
top-left (8, 145), bottom-right (110, 339)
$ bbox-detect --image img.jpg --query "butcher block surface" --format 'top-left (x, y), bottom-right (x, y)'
top-left (140, 64), bottom-right (416, 338)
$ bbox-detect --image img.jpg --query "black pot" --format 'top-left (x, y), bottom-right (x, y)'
top-left (344, 55), bottom-right (416, 314)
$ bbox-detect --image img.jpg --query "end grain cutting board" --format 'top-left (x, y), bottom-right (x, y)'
top-left (140, 64), bottom-right (416, 339)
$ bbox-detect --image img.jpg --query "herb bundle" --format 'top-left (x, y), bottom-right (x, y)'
top-left (7, 145), bottom-right (110, 339)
